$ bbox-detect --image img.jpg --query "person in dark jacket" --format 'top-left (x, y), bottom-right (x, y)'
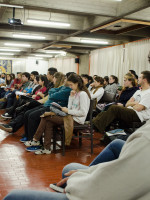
top-left (117, 73), bottom-right (139, 106)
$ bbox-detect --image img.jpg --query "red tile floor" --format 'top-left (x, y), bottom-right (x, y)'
top-left (0, 112), bottom-right (104, 200)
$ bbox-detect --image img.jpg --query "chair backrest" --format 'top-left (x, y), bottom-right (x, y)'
top-left (99, 91), bottom-right (116, 103)
top-left (85, 99), bottom-right (94, 122)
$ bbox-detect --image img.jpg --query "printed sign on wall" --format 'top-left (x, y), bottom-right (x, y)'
top-left (0, 60), bottom-right (12, 74)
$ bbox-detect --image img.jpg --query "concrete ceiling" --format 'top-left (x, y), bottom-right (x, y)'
top-left (0, 0), bottom-right (149, 59)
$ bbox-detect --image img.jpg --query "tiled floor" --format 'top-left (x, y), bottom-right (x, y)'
top-left (0, 116), bottom-right (104, 200)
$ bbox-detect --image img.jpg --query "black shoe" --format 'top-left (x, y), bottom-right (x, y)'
top-left (0, 124), bottom-right (13, 133)
top-left (1, 113), bottom-right (12, 119)
top-left (16, 105), bottom-right (25, 113)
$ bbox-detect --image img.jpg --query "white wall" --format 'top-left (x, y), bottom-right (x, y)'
top-left (49, 57), bottom-right (77, 74)
top-left (12, 58), bottom-right (49, 75)
top-left (26, 59), bottom-right (49, 74)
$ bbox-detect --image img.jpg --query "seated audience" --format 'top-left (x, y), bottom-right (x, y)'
top-left (103, 76), bottom-right (109, 88)
top-left (10, 72), bottom-right (22, 90)
top-left (20, 72), bottom-right (71, 142)
top-left (32, 75), bottom-right (48, 100)
top-left (93, 75), bottom-right (97, 80)
top-left (93, 71), bottom-right (150, 134)
top-left (4, 72), bottom-right (31, 108)
top-left (22, 71), bottom-right (39, 94)
top-left (88, 76), bottom-right (94, 84)
top-left (0, 72), bottom-right (68, 134)
top-left (117, 73), bottom-right (139, 106)
top-left (81, 74), bottom-right (90, 88)
top-left (129, 69), bottom-right (138, 80)
top-left (0, 74), bottom-right (14, 98)
top-left (88, 76), bottom-right (104, 103)
top-left (104, 75), bottom-right (118, 94)
top-left (25, 73), bottom-right (90, 154)
top-left (11, 73), bottom-right (15, 80)
top-left (30, 75), bottom-right (41, 95)
top-left (3, 119), bottom-right (150, 200)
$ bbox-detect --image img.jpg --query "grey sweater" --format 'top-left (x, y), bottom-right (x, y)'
top-left (104, 83), bottom-right (118, 94)
top-left (66, 120), bottom-right (150, 200)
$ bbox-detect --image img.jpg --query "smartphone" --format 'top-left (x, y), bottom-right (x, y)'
top-left (49, 183), bottom-right (64, 193)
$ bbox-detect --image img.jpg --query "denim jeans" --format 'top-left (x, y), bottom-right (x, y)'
top-left (3, 190), bottom-right (69, 200)
top-left (62, 139), bottom-right (125, 178)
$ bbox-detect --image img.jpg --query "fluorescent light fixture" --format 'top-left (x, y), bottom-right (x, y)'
top-left (13, 34), bottom-right (45, 40)
top-left (0, 4), bottom-right (24, 8)
top-left (27, 19), bottom-right (70, 27)
top-left (81, 39), bottom-right (108, 45)
top-left (0, 53), bottom-right (14, 55)
top-left (4, 43), bottom-right (31, 47)
top-left (0, 49), bottom-right (21, 52)
top-left (28, 57), bottom-right (43, 60)
top-left (45, 50), bottom-right (66, 54)
top-left (35, 54), bottom-right (53, 58)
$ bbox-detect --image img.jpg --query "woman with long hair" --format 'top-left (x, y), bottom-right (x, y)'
top-left (0, 74), bottom-right (13, 98)
top-left (117, 73), bottom-right (139, 106)
top-left (25, 74), bottom-right (91, 155)
top-left (88, 76), bottom-right (104, 104)
top-left (104, 75), bottom-right (118, 94)
top-left (32, 75), bottom-right (48, 100)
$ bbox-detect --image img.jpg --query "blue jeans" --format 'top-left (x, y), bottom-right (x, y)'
top-left (62, 139), bottom-right (125, 178)
top-left (3, 190), bottom-right (68, 200)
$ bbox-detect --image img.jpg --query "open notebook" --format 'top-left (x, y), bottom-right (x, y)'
top-left (106, 129), bottom-right (127, 137)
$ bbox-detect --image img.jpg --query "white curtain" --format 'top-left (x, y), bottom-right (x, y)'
top-left (90, 39), bottom-right (150, 85)
top-left (90, 45), bottom-right (124, 84)
top-left (49, 57), bottom-right (77, 74)
top-left (123, 39), bottom-right (150, 76)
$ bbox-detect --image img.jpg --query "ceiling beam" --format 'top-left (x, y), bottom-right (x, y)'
top-left (90, 19), bottom-right (150, 33)
top-left (116, 24), bottom-right (148, 35)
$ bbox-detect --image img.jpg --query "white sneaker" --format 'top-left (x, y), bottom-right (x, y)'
top-left (24, 140), bottom-right (40, 147)
top-left (35, 148), bottom-right (51, 155)
top-left (1, 113), bottom-right (12, 119)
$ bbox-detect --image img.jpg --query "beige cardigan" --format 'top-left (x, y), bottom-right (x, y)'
top-left (66, 119), bottom-right (150, 200)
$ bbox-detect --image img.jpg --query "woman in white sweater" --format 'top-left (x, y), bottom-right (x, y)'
top-left (4, 119), bottom-right (150, 200)
top-left (88, 76), bottom-right (104, 104)
top-left (24, 73), bottom-right (91, 155)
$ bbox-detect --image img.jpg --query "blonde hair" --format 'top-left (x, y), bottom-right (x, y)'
top-left (123, 73), bottom-right (137, 90)
top-left (54, 72), bottom-right (65, 88)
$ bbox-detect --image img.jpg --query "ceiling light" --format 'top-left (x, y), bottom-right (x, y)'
top-left (0, 49), bottom-right (21, 52)
top-left (0, 4), bottom-right (24, 8)
top-left (13, 34), bottom-right (45, 40)
top-left (35, 54), bottom-right (53, 58)
top-left (28, 57), bottom-right (43, 60)
top-left (45, 51), bottom-right (66, 54)
top-left (4, 43), bottom-right (31, 47)
top-left (81, 39), bottom-right (108, 45)
top-left (0, 53), bottom-right (14, 55)
top-left (27, 19), bottom-right (70, 27)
